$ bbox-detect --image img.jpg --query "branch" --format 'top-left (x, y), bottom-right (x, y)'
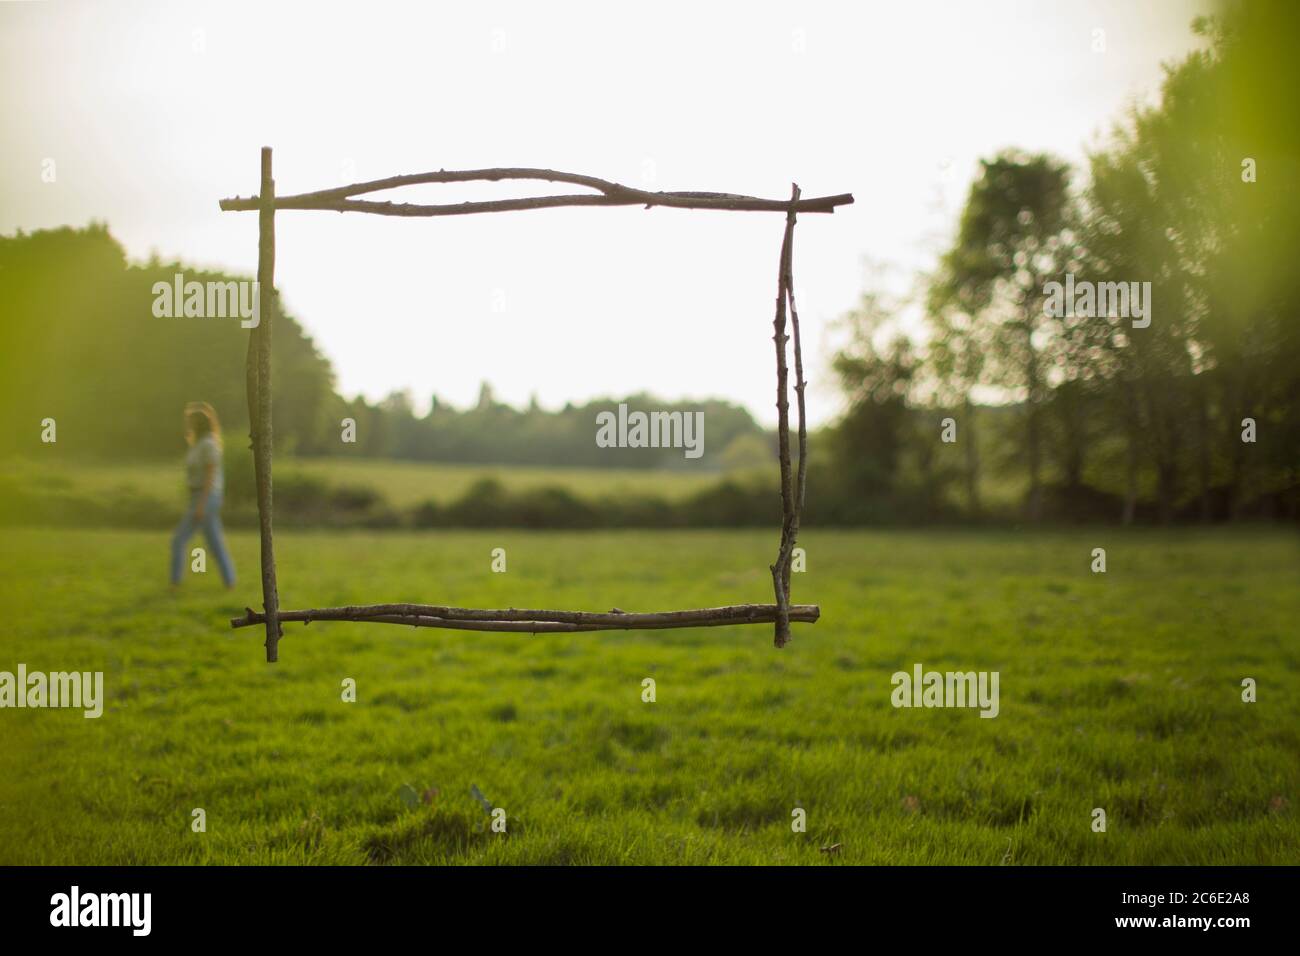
top-left (218, 166), bottom-right (854, 216)
top-left (251, 147), bottom-right (283, 662)
top-left (770, 184), bottom-right (801, 648)
top-left (788, 193), bottom-right (810, 598)
top-left (279, 194), bottom-right (626, 217)
top-left (230, 603), bottom-right (820, 633)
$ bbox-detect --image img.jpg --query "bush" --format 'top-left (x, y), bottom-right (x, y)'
top-left (441, 477), bottom-right (507, 527)
top-left (509, 486), bottom-right (598, 529)
top-left (680, 479), bottom-right (776, 527)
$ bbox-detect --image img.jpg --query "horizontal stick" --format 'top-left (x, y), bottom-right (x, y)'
top-left (218, 192), bottom-right (853, 216)
top-left (279, 194), bottom-right (630, 217)
top-left (230, 602), bottom-right (820, 633)
top-left (218, 165), bottom-right (853, 216)
top-left (273, 167), bottom-right (680, 202)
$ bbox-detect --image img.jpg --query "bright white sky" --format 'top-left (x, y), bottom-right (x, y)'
top-left (1, 0), bottom-right (1210, 425)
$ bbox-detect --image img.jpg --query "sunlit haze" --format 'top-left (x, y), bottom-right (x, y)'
top-left (1, 0), bottom-right (1210, 424)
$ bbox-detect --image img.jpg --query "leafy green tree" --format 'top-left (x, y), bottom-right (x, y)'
top-left (930, 151), bottom-right (1075, 521)
top-left (1081, 4), bottom-right (1300, 522)
top-left (827, 287), bottom-right (921, 516)
top-left (0, 225), bottom-right (338, 461)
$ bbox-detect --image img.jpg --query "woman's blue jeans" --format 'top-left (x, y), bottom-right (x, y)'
top-left (170, 489), bottom-right (235, 586)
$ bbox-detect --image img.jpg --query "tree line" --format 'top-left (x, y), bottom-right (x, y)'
top-left (0, 226), bottom-right (768, 470)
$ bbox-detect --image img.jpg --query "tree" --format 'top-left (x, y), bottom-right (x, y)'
top-left (930, 151), bottom-right (1075, 521)
top-left (827, 286), bottom-right (922, 518)
top-left (925, 292), bottom-right (989, 516)
top-left (1081, 4), bottom-right (1300, 522)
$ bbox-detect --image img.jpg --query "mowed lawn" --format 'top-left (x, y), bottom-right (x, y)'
top-left (0, 527), bottom-right (1296, 865)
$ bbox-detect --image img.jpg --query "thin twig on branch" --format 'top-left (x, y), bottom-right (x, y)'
top-left (230, 603), bottom-right (820, 634)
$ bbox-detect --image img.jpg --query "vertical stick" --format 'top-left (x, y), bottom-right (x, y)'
top-left (770, 185), bottom-right (801, 648)
top-left (250, 146), bottom-right (282, 661)
top-left (786, 192), bottom-right (809, 580)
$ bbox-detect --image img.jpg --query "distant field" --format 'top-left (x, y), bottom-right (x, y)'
top-left (3, 455), bottom-right (753, 508)
top-left (287, 457), bottom-right (748, 506)
top-left (1, 527), bottom-right (1295, 864)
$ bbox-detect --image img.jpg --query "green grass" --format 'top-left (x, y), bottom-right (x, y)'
top-left (0, 527), bottom-right (1296, 864)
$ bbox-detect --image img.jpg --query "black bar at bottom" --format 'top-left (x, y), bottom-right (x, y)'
top-left (0, 865), bottom-right (1290, 942)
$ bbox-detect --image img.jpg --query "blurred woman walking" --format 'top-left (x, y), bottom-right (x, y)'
top-left (170, 402), bottom-right (236, 589)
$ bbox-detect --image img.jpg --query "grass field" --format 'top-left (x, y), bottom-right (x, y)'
top-left (4, 455), bottom-right (746, 508)
top-left (1, 526), bottom-right (1296, 864)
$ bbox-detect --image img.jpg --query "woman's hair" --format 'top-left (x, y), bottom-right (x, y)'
top-left (184, 401), bottom-right (223, 448)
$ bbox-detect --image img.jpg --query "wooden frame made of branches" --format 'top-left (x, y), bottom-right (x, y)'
top-left (219, 148), bottom-right (853, 661)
